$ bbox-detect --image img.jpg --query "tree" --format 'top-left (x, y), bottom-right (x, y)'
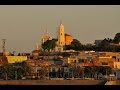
top-left (65, 39), bottom-right (83, 51)
top-left (3, 64), bottom-right (15, 80)
top-left (84, 66), bottom-right (112, 78)
top-left (12, 62), bottom-right (32, 79)
top-left (73, 65), bottom-right (82, 78)
top-left (97, 66), bottom-right (112, 75)
top-left (0, 62), bottom-right (32, 80)
top-left (37, 66), bottom-right (48, 78)
top-left (84, 66), bottom-right (96, 78)
top-left (21, 62), bottom-right (31, 76)
top-left (95, 38), bottom-right (112, 51)
top-left (113, 33), bottom-right (120, 44)
top-left (42, 39), bottom-right (57, 51)
top-left (84, 43), bottom-right (95, 50)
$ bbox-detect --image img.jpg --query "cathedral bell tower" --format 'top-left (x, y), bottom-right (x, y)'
top-left (55, 21), bottom-right (65, 52)
top-left (58, 22), bottom-right (65, 47)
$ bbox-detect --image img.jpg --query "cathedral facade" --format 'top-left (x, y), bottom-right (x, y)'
top-left (56, 22), bottom-right (73, 52)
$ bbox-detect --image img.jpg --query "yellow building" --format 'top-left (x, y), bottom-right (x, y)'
top-left (55, 22), bottom-right (74, 52)
top-left (58, 23), bottom-right (65, 46)
top-left (57, 22), bottom-right (73, 46)
top-left (114, 62), bottom-right (120, 69)
top-left (113, 55), bottom-right (120, 69)
top-left (98, 52), bottom-right (120, 69)
top-left (98, 56), bottom-right (114, 68)
top-left (63, 57), bottom-right (78, 64)
top-left (6, 56), bottom-right (27, 63)
top-left (65, 33), bottom-right (73, 45)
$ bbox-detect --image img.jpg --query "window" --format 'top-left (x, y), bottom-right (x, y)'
top-left (102, 62), bottom-right (108, 65)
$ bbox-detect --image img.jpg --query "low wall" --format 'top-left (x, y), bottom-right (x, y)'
top-left (0, 80), bottom-right (105, 85)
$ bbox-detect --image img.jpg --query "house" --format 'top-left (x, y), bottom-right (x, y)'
top-left (6, 56), bottom-right (27, 63)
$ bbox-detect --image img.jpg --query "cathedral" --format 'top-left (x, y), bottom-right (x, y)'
top-left (56, 22), bottom-right (73, 52)
top-left (39, 22), bottom-right (73, 52)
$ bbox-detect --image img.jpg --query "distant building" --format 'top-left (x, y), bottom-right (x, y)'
top-left (3, 51), bottom-right (11, 56)
top-left (65, 33), bottom-right (73, 45)
top-left (26, 59), bottom-right (54, 67)
top-left (94, 40), bottom-right (102, 47)
top-left (63, 57), bottom-right (78, 64)
top-left (32, 50), bottom-right (40, 59)
top-left (98, 52), bottom-right (120, 69)
top-left (58, 23), bottom-right (65, 47)
top-left (41, 30), bottom-right (52, 44)
top-left (6, 56), bottom-right (27, 63)
top-left (56, 22), bottom-right (73, 52)
top-left (98, 56), bottom-right (114, 68)
top-left (113, 55), bottom-right (120, 69)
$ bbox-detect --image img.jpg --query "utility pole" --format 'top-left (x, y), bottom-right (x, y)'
top-left (2, 39), bottom-right (6, 53)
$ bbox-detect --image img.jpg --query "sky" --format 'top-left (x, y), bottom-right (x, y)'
top-left (0, 5), bottom-right (120, 53)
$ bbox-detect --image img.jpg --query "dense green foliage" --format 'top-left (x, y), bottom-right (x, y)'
top-left (42, 39), bottom-right (57, 51)
top-left (0, 62), bottom-right (31, 80)
top-left (65, 39), bottom-right (83, 51)
top-left (84, 66), bottom-right (112, 78)
top-left (113, 33), bottom-right (120, 44)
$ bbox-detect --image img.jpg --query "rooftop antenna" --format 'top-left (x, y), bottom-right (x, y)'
top-left (2, 39), bottom-right (6, 52)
